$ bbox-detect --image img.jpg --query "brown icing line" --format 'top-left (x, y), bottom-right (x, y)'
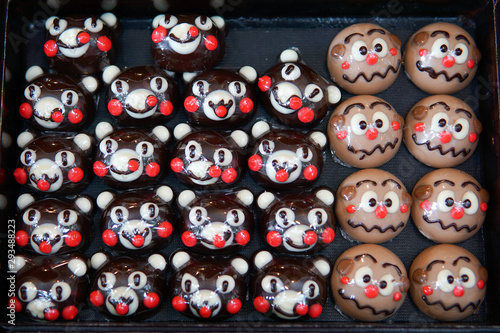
top-left (411, 134), bottom-right (472, 157)
top-left (429, 101), bottom-right (450, 111)
top-left (347, 137), bottom-right (399, 160)
top-left (430, 30), bottom-right (450, 38)
top-left (354, 253), bottom-right (377, 263)
top-left (343, 103), bottom-right (365, 115)
top-left (381, 178), bottom-right (402, 189)
top-left (369, 101), bottom-right (392, 110)
top-left (367, 28), bottom-right (386, 36)
top-left (338, 289), bottom-right (396, 316)
top-left (455, 108), bottom-right (473, 119)
top-left (344, 32), bottom-right (364, 44)
top-left (416, 61), bottom-right (469, 82)
top-left (347, 219), bottom-right (405, 233)
top-left (452, 256), bottom-right (471, 266)
top-left (426, 260), bottom-right (445, 272)
top-left (433, 179), bottom-right (455, 187)
top-left (455, 34), bottom-right (471, 45)
top-left (355, 179), bottom-right (377, 187)
top-left (422, 296), bottom-right (481, 313)
top-left (461, 181), bottom-right (481, 191)
top-left (382, 262), bottom-right (403, 276)
top-left (342, 60), bottom-right (401, 84)
top-left (422, 215), bottom-right (478, 233)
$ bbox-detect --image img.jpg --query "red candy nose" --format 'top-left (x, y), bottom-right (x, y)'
top-left (303, 231), bottom-right (317, 245)
top-left (200, 306), bottom-right (212, 318)
top-left (439, 131), bottom-right (452, 144)
top-left (227, 298), bottom-right (242, 314)
top-left (181, 231), bottom-right (197, 247)
top-left (146, 95), bottom-right (157, 107)
top-left (295, 303), bottom-right (309, 316)
top-left (115, 303), bottom-right (129, 316)
top-left (128, 159), bottom-right (139, 172)
top-left (321, 228), bottom-right (335, 243)
top-left (289, 97), bottom-right (302, 110)
top-left (215, 105), bottom-right (227, 118)
top-left (90, 290), bottom-right (104, 307)
top-left (37, 179), bottom-right (50, 191)
top-left (39, 241), bottom-right (52, 254)
top-left (451, 206), bottom-right (464, 220)
top-left (189, 26), bottom-right (199, 37)
top-left (65, 231), bottom-right (82, 247)
top-left (442, 55), bottom-right (455, 68)
top-left (152, 26), bottom-right (167, 43)
top-left (364, 285), bottom-right (379, 298)
top-left (19, 103), bottom-right (33, 119)
top-left (375, 206), bottom-right (387, 219)
top-left (266, 231), bottom-right (282, 247)
top-left (453, 285), bottom-right (465, 297)
top-left (68, 109), bottom-right (83, 124)
top-left (213, 234), bottom-right (226, 248)
top-left (78, 31), bottom-right (90, 44)
top-left (51, 111), bottom-right (63, 122)
top-left (44, 40), bottom-right (58, 57)
top-left (258, 76), bottom-right (271, 92)
top-left (275, 169), bottom-right (289, 182)
top-left (170, 158), bottom-right (184, 173)
top-left (144, 292), bottom-right (160, 309)
top-left (235, 230), bottom-right (250, 245)
top-left (366, 53), bottom-right (378, 65)
top-left (172, 296), bottom-right (187, 312)
top-left (132, 234), bottom-right (144, 247)
top-left (97, 36), bottom-right (112, 52)
top-left (254, 296), bottom-right (270, 313)
top-left (366, 128), bottom-right (378, 140)
top-left (309, 304), bottom-right (323, 318)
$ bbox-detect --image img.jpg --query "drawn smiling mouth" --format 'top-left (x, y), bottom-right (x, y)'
top-left (338, 289), bottom-right (395, 316)
top-left (30, 173), bottom-right (59, 185)
top-left (348, 137), bottom-right (399, 160)
top-left (343, 60), bottom-right (401, 83)
top-left (416, 61), bottom-right (469, 82)
top-left (285, 237), bottom-right (314, 249)
top-left (422, 215), bottom-right (477, 232)
top-left (110, 162), bottom-right (140, 175)
top-left (422, 295), bottom-right (481, 313)
top-left (411, 134), bottom-right (471, 157)
top-left (347, 219), bottom-right (405, 233)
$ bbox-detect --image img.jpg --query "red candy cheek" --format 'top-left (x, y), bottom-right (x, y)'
top-left (68, 167), bottom-right (84, 183)
top-left (266, 230), bottom-right (282, 247)
top-left (308, 304), bottom-right (323, 318)
top-left (170, 158), bottom-right (184, 173)
top-left (172, 295), bottom-right (187, 312)
top-left (90, 290), bottom-right (104, 307)
top-left (19, 103), bottom-right (33, 119)
top-left (160, 100), bottom-right (173, 116)
top-left (102, 229), bottom-right (117, 246)
top-left (392, 121), bottom-right (400, 131)
top-left (258, 76), bottom-right (271, 92)
top-left (68, 109), bottom-right (83, 124)
top-left (93, 161), bottom-right (108, 177)
top-left (184, 96), bottom-right (199, 112)
top-left (298, 107), bottom-right (315, 123)
top-left (477, 280), bottom-right (485, 289)
top-left (393, 292), bottom-right (402, 301)
top-left (254, 296), bottom-right (270, 313)
top-left (341, 276), bottom-right (350, 285)
top-left (341, 61), bottom-right (350, 70)
top-left (152, 26), bottom-right (167, 43)
top-left (400, 204), bottom-right (408, 213)
top-left (9, 297), bottom-right (22, 312)
top-left (321, 227), bottom-right (335, 244)
top-left (157, 221), bottom-right (173, 238)
top-left (480, 202), bottom-right (488, 212)
top-left (423, 285), bottom-right (433, 296)
top-left (144, 292), bottom-right (160, 309)
top-left (235, 230), bottom-right (250, 246)
top-left (44, 40), bottom-right (58, 57)
top-left (346, 205), bottom-right (356, 214)
top-left (227, 298), bottom-right (242, 314)
top-left (204, 35), bottom-right (218, 51)
top-left (97, 36), bottom-right (112, 52)
top-left (248, 154), bottom-right (263, 171)
top-left (303, 165), bottom-right (318, 181)
top-left (64, 231), bottom-right (82, 247)
top-left (146, 162), bottom-right (161, 177)
top-left (15, 230), bottom-right (29, 247)
top-left (239, 97), bottom-right (254, 113)
top-left (467, 60), bottom-right (475, 69)
top-left (181, 231), bottom-right (197, 247)
top-left (389, 48), bottom-right (398, 56)
top-left (62, 305), bottom-right (78, 320)
top-left (108, 99), bottom-right (123, 116)
top-left (221, 168), bottom-right (237, 183)
top-left (469, 133), bottom-right (477, 143)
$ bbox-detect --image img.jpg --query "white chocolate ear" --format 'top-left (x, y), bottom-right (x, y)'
top-left (231, 130), bottom-right (249, 149)
top-left (251, 121), bottom-right (271, 139)
top-left (280, 48), bottom-right (300, 63)
top-left (211, 16), bottom-right (225, 30)
top-left (152, 125), bottom-right (170, 144)
top-left (313, 258), bottom-right (331, 277)
top-left (75, 197), bottom-right (93, 214)
top-left (310, 131), bottom-right (327, 149)
top-left (74, 133), bottom-right (92, 151)
top-left (257, 192), bottom-right (275, 210)
top-left (25, 65), bottom-right (44, 82)
top-left (327, 85), bottom-right (341, 104)
top-left (101, 0), bottom-right (118, 11)
top-left (2, 132), bottom-right (12, 149)
top-left (17, 131), bottom-right (35, 148)
top-left (171, 251), bottom-right (191, 271)
top-left (316, 188), bottom-right (334, 206)
top-left (17, 193), bottom-right (35, 210)
top-left (152, 14), bottom-right (165, 28)
top-left (231, 257), bottom-right (249, 275)
top-left (102, 65), bottom-right (121, 85)
top-left (148, 254), bottom-right (167, 271)
top-left (237, 189), bottom-right (254, 206)
top-left (91, 252), bottom-right (109, 270)
top-left (239, 66), bottom-right (257, 83)
top-left (0, 195), bottom-right (7, 210)
top-left (96, 191), bottom-right (115, 210)
top-left (153, 0), bottom-right (169, 11)
top-left (45, 16), bottom-right (58, 30)
top-left (81, 76), bottom-right (99, 93)
top-left (178, 190), bottom-right (196, 208)
top-left (9, 255), bottom-right (27, 272)
top-left (182, 72), bottom-right (197, 84)
top-left (156, 186), bottom-right (173, 203)
top-left (254, 250), bottom-right (273, 270)
top-left (96, 121), bottom-right (114, 140)
top-left (68, 258), bottom-right (87, 277)
top-left (100, 12), bottom-right (118, 28)
top-left (174, 123), bottom-right (193, 141)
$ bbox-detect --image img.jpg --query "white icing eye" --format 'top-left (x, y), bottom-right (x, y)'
top-left (50, 282), bottom-right (71, 302)
top-left (275, 208), bottom-right (295, 229)
top-left (136, 141), bottom-right (155, 157)
top-left (452, 118), bottom-right (470, 140)
top-left (20, 149), bottom-right (37, 166)
top-left (55, 151), bottom-right (75, 168)
top-left (281, 63), bottom-right (301, 81)
top-left (378, 274), bottom-right (395, 296)
top-left (226, 209), bottom-right (245, 227)
top-left (228, 81), bottom-right (247, 97)
top-left (308, 208), bottom-right (327, 227)
top-left (352, 40), bottom-right (369, 61)
top-left (213, 148), bottom-right (233, 166)
top-left (372, 111), bottom-right (390, 133)
top-left (57, 209), bottom-right (78, 226)
top-left (296, 147), bottom-right (313, 162)
top-left (431, 38), bottom-right (450, 58)
top-left (140, 203), bottom-right (159, 220)
top-left (360, 191), bottom-right (378, 213)
top-left (354, 266), bottom-right (373, 288)
top-left (304, 84), bottom-right (324, 103)
top-left (49, 18), bottom-right (68, 36)
top-left (150, 76), bottom-right (169, 93)
top-left (431, 112), bottom-right (450, 132)
top-left (61, 90), bottom-right (79, 107)
top-left (110, 206), bottom-right (129, 224)
top-left (372, 37), bottom-right (388, 57)
top-left (351, 113), bottom-right (368, 136)
top-left (181, 273), bottom-right (199, 293)
top-left (156, 14), bottom-right (178, 29)
top-left (459, 267), bottom-right (476, 289)
top-left (462, 191), bottom-right (479, 215)
top-left (99, 138), bottom-right (118, 155)
top-left (437, 190), bottom-right (455, 213)
top-left (383, 191), bottom-right (400, 214)
top-left (258, 140), bottom-right (274, 155)
top-left (189, 206), bottom-right (208, 226)
top-left (18, 282), bottom-right (37, 302)
top-left (195, 15), bottom-right (213, 31)
top-left (24, 84), bottom-right (41, 100)
top-left (216, 275), bottom-right (235, 293)
top-left (23, 208), bottom-right (40, 225)
top-left (437, 269), bottom-right (456, 292)
top-left (261, 275), bottom-right (285, 294)
top-left (184, 140), bottom-right (202, 161)
top-left (84, 17), bottom-right (104, 33)
top-left (98, 272), bottom-right (116, 290)
top-left (192, 80), bottom-right (209, 97)
top-left (128, 271), bottom-right (148, 289)
top-left (111, 80), bottom-right (129, 95)
top-left (453, 43), bottom-right (469, 64)
top-left (302, 280), bottom-right (320, 299)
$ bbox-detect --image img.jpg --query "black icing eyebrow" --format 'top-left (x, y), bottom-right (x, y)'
top-left (434, 179), bottom-right (455, 187)
top-left (344, 32), bottom-right (364, 44)
top-left (455, 108), bottom-right (473, 119)
top-left (367, 28), bottom-right (386, 36)
top-left (354, 253), bottom-right (377, 263)
top-left (455, 34), bottom-right (471, 45)
top-left (382, 178), bottom-right (402, 189)
top-left (356, 179), bottom-right (377, 188)
top-left (382, 262), bottom-right (402, 276)
top-left (343, 103), bottom-right (365, 115)
top-left (461, 181), bottom-right (481, 191)
top-left (429, 101), bottom-right (450, 111)
top-left (369, 101), bottom-right (392, 110)
top-left (430, 30), bottom-right (450, 38)
top-left (426, 260), bottom-right (445, 271)
top-left (453, 256), bottom-right (471, 266)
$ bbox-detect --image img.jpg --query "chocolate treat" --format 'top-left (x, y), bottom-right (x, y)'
top-left (15, 193), bottom-right (93, 255)
top-left (404, 22), bottom-right (481, 94)
top-left (183, 67), bottom-right (257, 128)
top-left (13, 131), bottom-right (94, 194)
top-left (404, 95), bottom-right (481, 168)
top-left (44, 13), bottom-right (120, 75)
top-left (328, 95), bottom-right (403, 168)
top-left (256, 187), bottom-right (336, 254)
top-left (169, 250), bottom-right (248, 320)
top-left (176, 189), bottom-right (254, 253)
top-left (335, 169), bottom-right (411, 244)
top-left (151, 14), bottom-right (226, 72)
top-left (89, 252), bottom-right (167, 318)
top-left (103, 65), bottom-right (179, 126)
top-left (258, 48), bottom-right (341, 127)
top-left (93, 122), bottom-right (170, 189)
top-left (19, 66), bottom-right (98, 130)
top-left (327, 23), bottom-right (402, 94)
top-left (412, 169), bottom-right (488, 243)
top-left (252, 250), bottom-right (331, 320)
top-left (171, 124), bottom-right (248, 188)
top-left (9, 253), bottom-right (89, 321)
top-left (97, 186), bottom-right (175, 252)
top-left (409, 244), bottom-right (487, 321)
top-left (331, 244), bottom-right (409, 321)
top-left (248, 121), bottom-right (327, 190)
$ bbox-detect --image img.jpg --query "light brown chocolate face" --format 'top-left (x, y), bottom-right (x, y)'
top-left (404, 95), bottom-right (481, 168)
top-left (404, 22), bottom-right (481, 94)
top-left (335, 169), bottom-right (411, 243)
top-left (327, 23), bottom-right (402, 94)
top-left (331, 244), bottom-right (409, 321)
top-left (409, 244), bottom-right (487, 321)
top-left (328, 95), bottom-right (403, 168)
top-left (411, 169), bottom-right (488, 244)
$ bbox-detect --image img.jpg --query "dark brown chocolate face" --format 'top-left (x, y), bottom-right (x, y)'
top-left (252, 250), bottom-right (331, 320)
top-left (169, 251), bottom-right (248, 320)
top-left (44, 14), bottom-right (119, 75)
top-left (104, 65), bottom-right (179, 126)
top-left (151, 14), bottom-right (226, 72)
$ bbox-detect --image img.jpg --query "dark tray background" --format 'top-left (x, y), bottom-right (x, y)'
top-left (1, 0), bottom-right (499, 332)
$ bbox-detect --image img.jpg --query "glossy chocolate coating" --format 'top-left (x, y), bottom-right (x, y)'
top-left (331, 244), bottom-right (409, 321)
top-left (169, 251), bottom-right (248, 320)
top-left (335, 169), bottom-right (411, 244)
top-left (89, 253), bottom-right (167, 319)
top-left (98, 186), bottom-right (175, 253)
top-left (44, 14), bottom-right (119, 75)
top-left (409, 244), bottom-right (487, 321)
top-left (404, 22), bottom-right (481, 94)
top-left (105, 65), bottom-right (179, 126)
top-left (12, 254), bottom-right (89, 321)
top-left (184, 69), bottom-right (257, 128)
top-left (176, 189), bottom-right (254, 254)
top-left (327, 23), bottom-right (402, 94)
top-left (328, 95), bottom-right (403, 168)
top-left (257, 187), bottom-right (336, 254)
top-left (411, 169), bottom-right (488, 243)
top-left (403, 95), bottom-right (481, 168)
top-left (151, 14), bottom-right (226, 72)
top-left (252, 250), bottom-right (331, 320)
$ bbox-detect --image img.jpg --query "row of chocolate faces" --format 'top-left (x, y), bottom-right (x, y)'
top-left (11, 244), bottom-right (487, 322)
